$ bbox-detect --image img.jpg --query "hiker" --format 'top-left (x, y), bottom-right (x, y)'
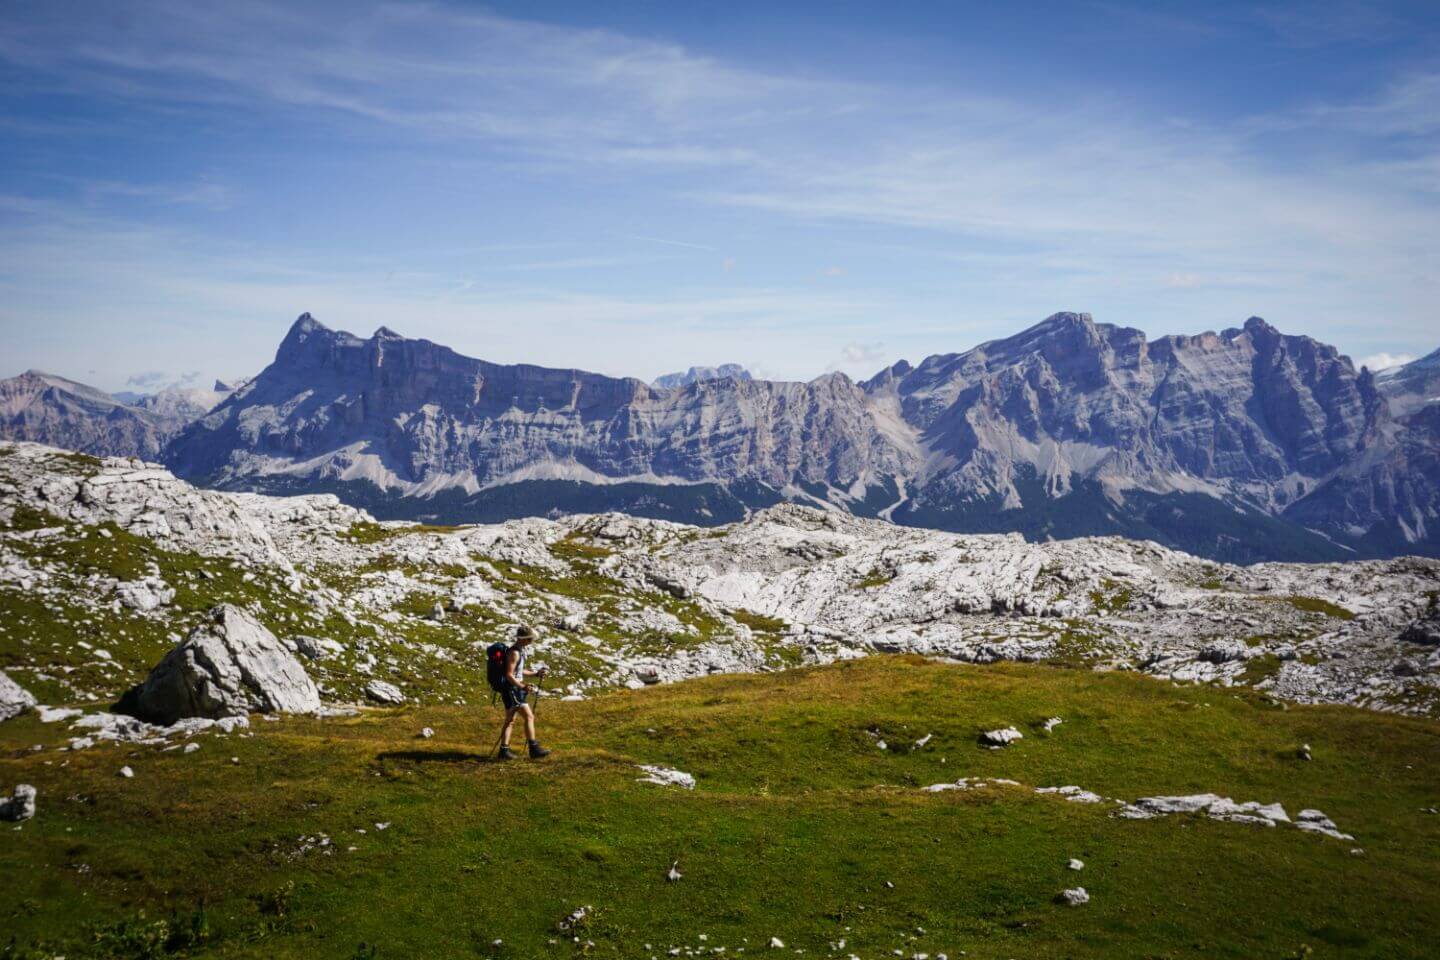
top-left (488, 625), bottom-right (551, 760)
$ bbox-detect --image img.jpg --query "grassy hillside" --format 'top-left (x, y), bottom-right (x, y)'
top-left (3, 658), bottom-right (1438, 959)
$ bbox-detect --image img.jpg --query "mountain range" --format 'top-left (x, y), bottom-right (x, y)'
top-left (0, 371), bottom-right (237, 461)
top-left (3, 312), bottom-right (1437, 563)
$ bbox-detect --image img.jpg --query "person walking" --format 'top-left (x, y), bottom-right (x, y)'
top-left (491, 625), bottom-right (550, 760)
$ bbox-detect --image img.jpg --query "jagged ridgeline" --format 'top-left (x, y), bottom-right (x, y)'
top-left (2, 441), bottom-right (1437, 713)
top-left (4, 312), bottom-right (1439, 562)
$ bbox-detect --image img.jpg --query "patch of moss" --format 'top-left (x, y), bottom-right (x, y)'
top-left (1238, 654), bottom-right (1282, 685)
top-left (1285, 596), bottom-right (1356, 620)
top-left (853, 568), bottom-right (895, 590)
top-left (1088, 579), bottom-right (1134, 614)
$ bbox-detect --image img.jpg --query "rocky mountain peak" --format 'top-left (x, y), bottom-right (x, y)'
top-left (1242, 315), bottom-right (1279, 342)
top-left (8, 309), bottom-right (1436, 563)
top-left (652, 363), bottom-right (752, 390)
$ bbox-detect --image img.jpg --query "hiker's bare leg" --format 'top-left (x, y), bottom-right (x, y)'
top-left (520, 704), bottom-right (537, 741)
top-left (500, 709), bottom-right (517, 747)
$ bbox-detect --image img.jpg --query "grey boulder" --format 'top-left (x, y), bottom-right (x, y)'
top-left (0, 784), bottom-right (37, 821)
top-left (115, 604), bottom-right (321, 724)
top-left (0, 669), bottom-right (37, 722)
top-left (364, 680), bottom-right (405, 705)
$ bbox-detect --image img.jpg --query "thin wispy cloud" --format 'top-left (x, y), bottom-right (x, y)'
top-left (0, 1), bottom-right (1436, 389)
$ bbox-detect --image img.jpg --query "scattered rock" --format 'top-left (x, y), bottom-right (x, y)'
top-left (293, 635), bottom-right (344, 660)
top-left (980, 727), bottom-right (1023, 747)
top-left (0, 669), bottom-right (36, 722)
top-left (183, 742), bottom-right (201, 754)
top-left (115, 604), bottom-right (322, 724)
top-left (1299, 743), bottom-right (1313, 761)
top-left (667, 860), bottom-right (682, 882)
top-left (636, 765), bottom-right (696, 789)
top-left (769, 937), bottom-right (785, 949)
top-left (1058, 887), bottom-right (1089, 906)
top-left (1041, 717), bottom-right (1063, 733)
top-left (1295, 809), bottom-right (1354, 841)
top-left (1120, 794), bottom-right (1290, 827)
top-left (1037, 785), bottom-right (1105, 803)
top-left (1199, 640), bottom-right (1252, 663)
top-left (557, 905), bottom-right (592, 932)
top-left (118, 766), bottom-right (134, 779)
top-left (114, 577), bottom-right (174, 612)
top-left (364, 680), bottom-right (405, 705)
top-left (1068, 858), bottom-right (1084, 871)
top-left (0, 784), bottom-right (37, 821)
top-left (419, 727), bottom-right (435, 739)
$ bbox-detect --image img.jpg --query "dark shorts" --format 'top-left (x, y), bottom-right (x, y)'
top-left (501, 684), bottom-right (529, 711)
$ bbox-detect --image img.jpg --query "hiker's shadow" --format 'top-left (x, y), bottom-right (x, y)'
top-left (377, 750), bottom-right (491, 764)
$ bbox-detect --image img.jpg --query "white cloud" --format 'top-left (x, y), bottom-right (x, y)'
top-left (840, 341), bottom-right (886, 364)
top-left (1358, 352), bottom-right (1416, 372)
top-left (1, 2), bottom-right (1438, 382)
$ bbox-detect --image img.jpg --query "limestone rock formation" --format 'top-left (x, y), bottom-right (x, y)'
top-left (115, 604), bottom-right (321, 724)
top-left (1401, 606), bottom-right (1440, 645)
top-left (158, 312), bottom-right (1439, 562)
top-left (0, 669), bottom-right (36, 721)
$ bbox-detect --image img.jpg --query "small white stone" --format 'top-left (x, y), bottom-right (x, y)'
top-left (118, 766), bottom-right (134, 779)
top-left (1059, 887), bottom-right (1089, 906)
top-left (1067, 858), bottom-right (1084, 871)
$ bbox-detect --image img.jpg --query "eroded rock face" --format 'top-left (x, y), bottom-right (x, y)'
top-left (165, 314), bottom-right (917, 498)
top-left (157, 312), bottom-right (1440, 562)
top-left (115, 605), bottom-right (320, 724)
top-left (1401, 607), bottom-right (1440, 645)
top-left (0, 371), bottom-right (172, 459)
top-left (0, 669), bottom-right (37, 721)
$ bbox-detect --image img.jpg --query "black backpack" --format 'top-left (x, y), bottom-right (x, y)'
top-left (485, 642), bottom-right (511, 691)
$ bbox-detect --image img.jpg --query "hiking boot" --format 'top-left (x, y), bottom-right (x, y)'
top-left (527, 740), bottom-right (551, 759)
top-left (497, 746), bottom-right (517, 761)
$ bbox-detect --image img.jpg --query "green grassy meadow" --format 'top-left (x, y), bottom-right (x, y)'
top-left (2, 657), bottom-right (1439, 959)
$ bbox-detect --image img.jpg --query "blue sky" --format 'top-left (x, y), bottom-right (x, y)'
top-left (1, 0), bottom-right (1438, 391)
